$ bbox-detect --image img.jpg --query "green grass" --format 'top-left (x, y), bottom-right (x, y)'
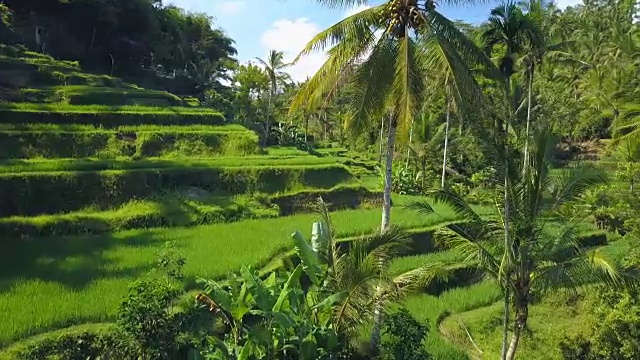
top-left (0, 323), bottom-right (118, 360)
top-left (265, 146), bottom-right (311, 156)
top-left (0, 194), bottom-right (282, 237)
top-left (439, 293), bottom-right (594, 360)
top-left (0, 123), bottom-right (250, 132)
top-left (9, 86), bottom-right (183, 106)
top-left (427, 237), bottom-right (633, 360)
top-left (389, 251), bottom-right (468, 276)
top-left (0, 103), bottom-right (220, 114)
top-left (0, 55), bottom-right (81, 72)
top-left (0, 204), bottom-right (447, 345)
top-left (0, 156), bottom-right (349, 173)
top-left (404, 281), bottom-right (503, 360)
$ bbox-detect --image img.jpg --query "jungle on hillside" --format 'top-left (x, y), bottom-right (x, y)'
top-left (0, 0), bottom-right (638, 359)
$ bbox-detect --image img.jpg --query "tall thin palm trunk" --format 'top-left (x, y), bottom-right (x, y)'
top-left (523, 70), bottom-right (533, 170)
top-left (378, 115), bottom-right (385, 165)
top-left (381, 114), bottom-right (396, 233)
top-left (506, 323), bottom-right (522, 360)
top-left (441, 96), bottom-right (451, 188)
top-left (264, 84), bottom-right (274, 146)
top-left (501, 77), bottom-right (512, 360)
top-left (369, 285), bottom-right (383, 354)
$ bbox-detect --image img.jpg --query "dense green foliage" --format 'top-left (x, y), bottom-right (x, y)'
top-left (1, 0), bottom-right (237, 94)
top-left (0, 0), bottom-right (638, 358)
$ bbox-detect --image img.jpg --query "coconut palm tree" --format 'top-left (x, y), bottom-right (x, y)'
top-left (408, 127), bottom-right (633, 360)
top-left (256, 50), bottom-right (291, 145)
top-left (291, 0), bottom-right (493, 233)
top-left (519, 0), bottom-right (585, 171)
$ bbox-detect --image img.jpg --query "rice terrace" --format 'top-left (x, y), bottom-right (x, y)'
top-left (0, 0), bottom-right (638, 359)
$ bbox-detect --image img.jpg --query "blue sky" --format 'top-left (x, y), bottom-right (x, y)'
top-left (168, 0), bottom-right (580, 81)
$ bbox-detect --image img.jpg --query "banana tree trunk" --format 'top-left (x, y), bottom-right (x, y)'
top-left (381, 115), bottom-right (397, 233)
top-left (523, 70), bottom-right (533, 171)
top-left (441, 97), bottom-right (451, 188)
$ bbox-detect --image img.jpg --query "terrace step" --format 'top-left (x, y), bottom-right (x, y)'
top-left (0, 125), bottom-right (260, 159)
top-left (0, 186), bottom-right (381, 238)
top-left (0, 104), bottom-right (225, 126)
top-left (0, 86), bottom-right (184, 106)
top-left (0, 164), bottom-right (356, 217)
top-left (0, 156), bottom-right (346, 173)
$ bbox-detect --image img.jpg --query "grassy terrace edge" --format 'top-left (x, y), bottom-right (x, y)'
top-left (0, 164), bottom-right (357, 217)
top-left (0, 104), bottom-right (225, 126)
top-left (0, 185), bottom-right (382, 237)
top-left (0, 156), bottom-right (350, 173)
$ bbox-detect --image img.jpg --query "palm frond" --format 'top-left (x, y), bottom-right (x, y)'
top-left (545, 165), bottom-right (607, 212)
top-left (295, 6), bottom-right (383, 59)
top-left (390, 262), bottom-right (454, 295)
top-left (312, 0), bottom-right (367, 8)
top-left (391, 32), bottom-right (426, 136)
top-left (345, 37), bottom-right (398, 134)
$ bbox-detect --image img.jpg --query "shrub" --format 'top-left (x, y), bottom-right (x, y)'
top-left (118, 277), bottom-right (182, 359)
top-left (0, 165), bottom-right (354, 217)
top-left (3, 324), bottom-right (136, 360)
top-left (380, 308), bottom-right (431, 360)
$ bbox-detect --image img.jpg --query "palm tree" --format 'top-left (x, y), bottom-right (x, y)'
top-left (482, 5), bottom-right (535, 356)
top-left (291, 0), bottom-right (492, 233)
top-left (409, 127), bottom-right (632, 360)
top-left (256, 50), bottom-right (291, 146)
top-left (519, 0), bottom-right (583, 170)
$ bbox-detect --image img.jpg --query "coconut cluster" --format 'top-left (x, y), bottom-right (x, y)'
top-left (380, 0), bottom-right (437, 38)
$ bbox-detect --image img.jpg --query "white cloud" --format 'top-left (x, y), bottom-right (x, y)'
top-left (258, 4), bottom-right (379, 82)
top-left (554, 0), bottom-right (582, 9)
top-left (344, 4), bottom-right (372, 18)
top-left (260, 18), bottom-right (327, 82)
top-left (216, 0), bottom-right (246, 15)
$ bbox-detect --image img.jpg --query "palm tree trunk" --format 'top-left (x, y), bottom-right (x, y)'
top-left (264, 87), bottom-right (273, 146)
top-left (381, 114), bottom-right (397, 233)
top-left (505, 324), bottom-right (522, 360)
top-left (523, 70), bottom-right (533, 171)
top-left (305, 116), bottom-right (309, 143)
top-left (378, 116), bottom-right (385, 165)
top-left (501, 284), bottom-right (510, 360)
top-left (369, 285), bottom-right (383, 354)
top-left (501, 76), bottom-right (512, 360)
top-left (441, 97), bottom-right (451, 188)
top-left (505, 303), bottom-right (528, 360)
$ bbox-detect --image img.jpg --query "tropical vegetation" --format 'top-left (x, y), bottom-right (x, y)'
top-left (0, 0), bottom-right (638, 359)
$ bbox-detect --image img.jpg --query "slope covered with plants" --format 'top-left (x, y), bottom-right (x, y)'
top-left (0, 0), bottom-right (638, 359)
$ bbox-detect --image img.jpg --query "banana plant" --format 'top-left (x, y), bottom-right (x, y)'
top-left (197, 261), bottom-right (342, 359)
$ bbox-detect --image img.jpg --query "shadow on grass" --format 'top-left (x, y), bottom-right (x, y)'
top-left (0, 230), bottom-right (165, 292)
